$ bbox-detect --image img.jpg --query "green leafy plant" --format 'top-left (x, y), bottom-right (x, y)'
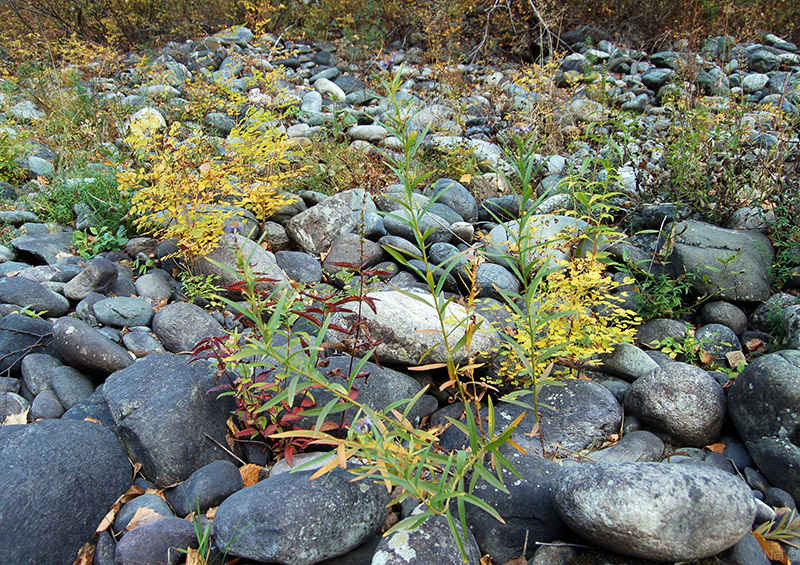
top-left (0, 130), bottom-right (28, 185)
top-left (627, 262), bottom-right (695, 321)
top-left (179, 272), bottom-right (222, 305)
top-left (72, 225), bottom-right (128, 258)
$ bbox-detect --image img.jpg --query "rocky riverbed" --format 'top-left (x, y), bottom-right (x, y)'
top-left (0, 23), bottom-right (799, 565)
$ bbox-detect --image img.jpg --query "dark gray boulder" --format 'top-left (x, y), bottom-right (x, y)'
top-left (10, 232), bottom-right (73, 265)
top-left (668, 220), bottom-right (773, 302)
top-left (427, 178), bottom-right (479, 222)
top-left (0, 275), bottom-right (69, 316)
top-left (114, 516), bottom-right (197, 565)
top-left (465, 443), bottom-right (568, 562)
top-left (728, 350), bottom-right (800, 501)
top-left (92, 297), bottom-right (155, 327)
top-left (102, 353), bottom-right (239, 487)
top-left (0, 419), bottom-right (131, 564)
top-left (0, 314), bottom-right (56, 375)
top-left (552, 461), bottom-right (755, 562)
top-left (214, 467), bottom-right (389, 564)
top-left (164, 460), bottom-right (244, 517)
top-left (53, 316), bottom-right (133, 379)
top-left (373, 506), bottom-right (481, 564)
top-left (64, 256), bottom-right (118, 301)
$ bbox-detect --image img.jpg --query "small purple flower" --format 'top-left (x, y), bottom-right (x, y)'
top-left (353, 415), bottom-right (373, 433)
top-left (513, 124), bottom-right (532, 134)
top-left (224, 220), bottom-right (243, 235)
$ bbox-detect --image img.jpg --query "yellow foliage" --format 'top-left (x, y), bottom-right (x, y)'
top-left (500, 256), bottom-right (640, 384)
top-left (119, 106), bottom-right (302, 260)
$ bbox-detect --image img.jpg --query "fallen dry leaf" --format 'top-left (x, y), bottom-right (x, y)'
top-left (503, 557), bottom-right (527, 565)
top-left (699, 349), bottom-right (715, 364)
top-left (206, 506), bottom-right (217, 520)
top-left (95, 485), bottom-right (145, 533)
top-left (72, 541), bottom-right (95, 565)
top-left (83, 417), bottom-right (102, 425)
top-left (239, 463), bottom-right (262, 487)
top-left (705, 442), bottom-right (726, 454)
top-left (753, 531), bottom-right (790, 564)
top-left (126, 507), bottom-right (163, 531)
top-left (184, 547), bottom-right (204, 565)
top-left (745, 336), bottom-right (765, 351)
top-left (460, 173), bottom-right (472, 185)
top-left (3, 409), bottom-right (29, 426)
top-left (726, 350), bottom-right (746, 367)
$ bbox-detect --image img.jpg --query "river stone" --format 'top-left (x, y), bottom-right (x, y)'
top-left (114, 516), bottom-right (197, 565)
top-left (102, 353), bottom-right (239, 487)
top-left (151, 301), bottom-right (225, 353)
top-left (53, 316), bottom-right (133, 379)
top-left (164, 460), bottom-right (244, 517)
top-left (465, 444), bottom-right (568, 561)
top-left (0, 314), bottom-right (56, 375)
top-left (10, 232), bottom-right (73, 265)
top-left (286, 193), bottom-right (362, 256)
top-left (93, 297), bottom-right (155, 327)
top-left (440, 379), bottom-right (622, 456)
top-left (50, 365), bottom-right (94, 410)
top-left (0, 419), bottom-right (131, 564)
top-left (213, 467), bottom-right (390, 564)
top-left (326, 290), bottom-right (501, 365)
top-left (624, 362), bottom-right (726, 446)
top-left (427, 178), bottom-right (479, 222)
top-left (30, 388), bottom-right (64, 419)
top-left (728, 350), bottom-right (800, 500)
top-left (195, 233), bottom-right (288, 295)
top-left (600, 343), bottom-right (660, 382)
top-left (552, 461), bottom-right (756, 561)
top-left (589, 429), bottom-right (665, 463)
top-left (668, 220), bottom-right (773, 302)
top-left (112, 493), bottom-right (174, 534)
top-left (64, 256), bottom-right (118, 301)
top-left (0, 276), bottom-right (70, 316)
top-left (373, 506), bottom-right (482, 565)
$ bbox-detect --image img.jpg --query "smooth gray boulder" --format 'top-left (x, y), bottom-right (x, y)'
top-left (0, 275), bottom-right (69, 316)
top-left (728, 350), bottom-right (800, 501)
top-left (0, 314), bottom-right (56, 375)
top-left (668, 220), bottom-right (773, 302)
top-left (374, 505), bottom-right (481, 565)
top-left (151, 301), bottom-right (225, 353)
top-left (624, 362), bottom-right (726, 446)
top-left (10, 232), bottom-right (73, 265)
top-left (195, 233), bottom-right (289, 295)
top-left (53, 316), bottom-right (133, 379)
top-left (326, 290), bottom-right (501, 365)
top-left (214, 467), bottom-right (390, 564)
top-left (552, 461), bottom-right (755, 561)
top-left (0, 420), bottom-right (131, 564)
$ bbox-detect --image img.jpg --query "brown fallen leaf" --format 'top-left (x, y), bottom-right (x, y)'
top-left (460, 174), bottom-right (472, 185)
top-left (753, 531), bottom-right (790, 564)
top-left (726, 350), bottom-right (746, 367)
top-left (239, 463), bottom-right (262, 487)
top-left (503, 557), bottom-right (527, 565)
top-left (206, 506), bottom-right (217, 520)
top-left (72, 541), bottom-right (95, 565)
top-left (83, 417), bottom-right (102, 425)
top-left (95, 485), bottom-right (145, 533)
top-left (699, 349), bottom-right (715, 364)
top-left (126, 507), bottom-right (164, 531)
top-left (705, 442), bottom-right (726, 454)
top-left (184, 547), bottom-right (204, 565)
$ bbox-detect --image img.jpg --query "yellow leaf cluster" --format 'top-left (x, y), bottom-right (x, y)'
top-left (501, 256), bottom-right (641, 383)
top-left (118, 105), bottom-right (302, 260)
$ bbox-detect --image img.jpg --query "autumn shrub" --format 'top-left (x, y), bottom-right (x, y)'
top-left (118, 106), bottom-right (300, 261)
